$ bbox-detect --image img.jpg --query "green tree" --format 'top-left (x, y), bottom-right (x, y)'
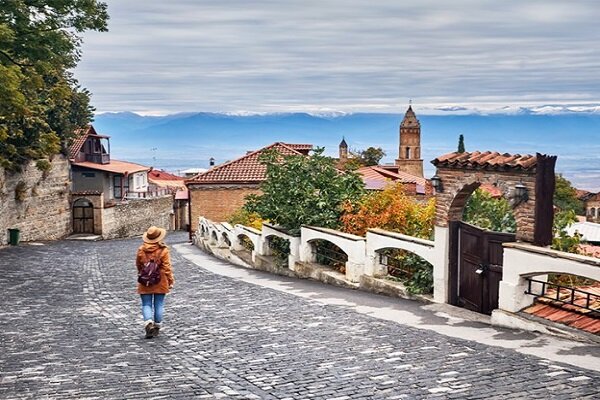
top-left (0, 1), bottom-right (109, 171)
top-left (358, 147), bottom-right (385, 166)
top-left (551, 210), bottom-right (581, 253)
top-left (457, 134), bottom-right (465, 153)
top-left (554, 174), bottom-right (584, 214)
top-left (463, 188), bottom-right (516, 233)
top-left (244, 147), bottom-right (365, 235)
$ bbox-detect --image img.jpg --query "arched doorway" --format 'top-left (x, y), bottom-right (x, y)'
top-left (432, 151), bottom-right (557, 315)
top-left (73, 198), bottom-right (94, 233)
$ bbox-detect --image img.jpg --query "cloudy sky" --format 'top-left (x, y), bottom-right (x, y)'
top-left (75, 0), bottom-right (600, 115)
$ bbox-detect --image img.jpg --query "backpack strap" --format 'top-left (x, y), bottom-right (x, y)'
top-left (153, 249), bottom-right (164, 266)
top-left (144, 248), bottom-right (163, 264)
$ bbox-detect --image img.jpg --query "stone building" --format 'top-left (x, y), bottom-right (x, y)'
top-left (395, 105), bottom-right (424, 177)
top-left (69, 126), bottom-right (173, 238)
top-left (584, 193), bottom-right (600, 223)
top-left (185, 142), bottom-right (312, 225)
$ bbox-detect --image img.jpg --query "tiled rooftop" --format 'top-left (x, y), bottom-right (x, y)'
top-left (68, 126), bottom-right (94, 160)
top-left (479, 183), bottom-right (503, 198)
top-left (357, 166), bottom-right (428, 190)
top-left (186, 142), bottom-right (312, 184)
top-left (432, 151), bottom-right (537, 171)
top-left (71, 159), bottom-right (150, 175)
top-left (523, 283), bottom-right (600, 335)
top-left (68, 125), bottom-right (110, 160)
top-left (149, 169), bottom-right (184, 181)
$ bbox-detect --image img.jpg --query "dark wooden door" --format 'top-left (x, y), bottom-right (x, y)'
top-left (73, 200), bottom-right (94, 234)
top-left (457, 222), bottom-right (515, 315)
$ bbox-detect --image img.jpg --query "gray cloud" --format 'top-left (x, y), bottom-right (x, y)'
top-left (75, 0), bottom-right (600, 114)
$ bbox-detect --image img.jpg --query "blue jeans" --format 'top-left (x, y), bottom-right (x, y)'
top-left (140, 294), bottom-right (166, 323)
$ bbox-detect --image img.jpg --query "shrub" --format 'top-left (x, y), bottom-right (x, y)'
top-left (340, 182), bottom-right (435, 239)
top-left (228, 208), bottom-right (264, 230)
top-left (14, 181), bottom-right (27, 202)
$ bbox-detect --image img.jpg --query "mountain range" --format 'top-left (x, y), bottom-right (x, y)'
top-left (93, 111), bottom-right (600, 191)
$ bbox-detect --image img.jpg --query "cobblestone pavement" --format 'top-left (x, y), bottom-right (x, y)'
top-left (0, 233), bottom-right (599, 399)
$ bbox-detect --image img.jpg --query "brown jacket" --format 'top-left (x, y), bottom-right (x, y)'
top-left (136, 242), bottom-right (174, 294)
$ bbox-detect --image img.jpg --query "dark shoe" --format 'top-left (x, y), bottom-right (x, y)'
top-left (144, 321), bottom-right (154, 339)
top-left (151, 323), bottom-right (161, 337)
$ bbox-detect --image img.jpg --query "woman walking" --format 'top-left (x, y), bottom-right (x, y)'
top-left (136, 226), bottom-right (174, 338)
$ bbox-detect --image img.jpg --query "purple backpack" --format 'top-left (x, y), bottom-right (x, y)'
top-left (138, 250), bottom-right (163, 286)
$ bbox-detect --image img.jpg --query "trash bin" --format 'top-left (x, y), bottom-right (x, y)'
top-left (8, 228), bottom-right (20, 246)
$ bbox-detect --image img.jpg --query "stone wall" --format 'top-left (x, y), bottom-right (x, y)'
top-left (433, 167), bottom-right (536, 242)
top-left (0, 155), bottom-right (71, 244)
top-left (102, 195), bottom-right (173, 239)
top-left (188, 184), bottom-right (261, 225)
top-left (585, 196), bottom-right (600, 223)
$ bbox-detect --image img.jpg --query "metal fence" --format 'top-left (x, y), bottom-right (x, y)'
top-left (312, 240), bottom-right (347, 271)
top-left (525, 277), bottom-right (600, 314)
top-left (379, 252), bottom-right (415, 280)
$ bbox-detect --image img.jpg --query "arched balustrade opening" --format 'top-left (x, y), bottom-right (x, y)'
top-left (266, 235), bottom-right (291, 268)
top-left (310, 239), bottom-right (348, 274)
top-left (222, 232), bottom-right (231, 247)
top-left (377, 248), bottom-right (434, 295)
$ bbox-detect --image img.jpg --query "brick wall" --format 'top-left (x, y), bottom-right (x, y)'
top-left (189, 185), bottom-right (262, 225)
top-left (102, 195), bottom-right (173, 239)
top-left (434, 167), bottom-right (537, 242)
top-left (0, 155), bottom-right (71, 244)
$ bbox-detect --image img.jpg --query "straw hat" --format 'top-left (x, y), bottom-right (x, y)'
top-left (143, 226), bottom-right (166, 243)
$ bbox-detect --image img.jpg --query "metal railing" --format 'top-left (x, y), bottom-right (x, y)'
top-left (312, 241), bottom-right (347, 270)
top-left (379, 253), bottom-right (414, 280)
top-left (84, 153), bottom-right (110, 164)
top-left (525, 278), bottom-right (600, 314)
top-left (124, 188), bottom-right (170, 199)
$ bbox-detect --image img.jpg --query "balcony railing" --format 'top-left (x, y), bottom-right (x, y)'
top-left (84, 153), bottom-right (110, 164)
top-left (123, 188), bottom-right (171, 200)
top-left (525, 277), bottom-right (600, 314)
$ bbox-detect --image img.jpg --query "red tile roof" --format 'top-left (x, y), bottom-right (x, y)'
top-left (186, 142), bottom-right (313, 185)
top-left (71, 159), bottom-right (150, 175)
top-left (523, 284), bottom-right (600, 335)
top-left (576, 189), bottom-right (594, 201)
top-left (580, 244), bottom-right (600, 258)
top-left (148, 169), bottom-right (183, 181)
top-left (69, 126), bottom-right (95, 160)
top-left (432, 151), bottom-right (537, 171)
top-left (148, 169), bottom-right (185, 189)
top-left (68, 125), bottom-right (110, 160)
top-left (357, 166), bottom-right (428, 190)
top-left (479, 183), bottom-right (503, 198)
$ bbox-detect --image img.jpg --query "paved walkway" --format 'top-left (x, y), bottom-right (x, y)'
top-left (0, 233), bottom-right (598, 399)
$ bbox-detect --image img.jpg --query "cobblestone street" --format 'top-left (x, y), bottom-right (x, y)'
top-left (0, 233), bottom-right (599, 399)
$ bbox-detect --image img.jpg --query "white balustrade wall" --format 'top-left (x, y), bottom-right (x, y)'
top-left (498, 242), bottom-right (600, 313)
top-left (195, 216), bottom-right (600, 317)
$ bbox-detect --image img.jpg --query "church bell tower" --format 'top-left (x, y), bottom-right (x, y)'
top-left (395, 105), bottom-right (424, 177)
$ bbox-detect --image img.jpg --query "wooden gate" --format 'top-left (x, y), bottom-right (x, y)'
top-left (450, 222), bottom-right (516, 315)
top-left (73, 199), bottom-right (94, 234)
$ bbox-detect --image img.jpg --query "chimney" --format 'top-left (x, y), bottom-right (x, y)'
top-left (209, 157), bottom-right (215, 167)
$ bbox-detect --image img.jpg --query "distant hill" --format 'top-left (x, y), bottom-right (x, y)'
top-left (93, 112), bottom-right (600, 191)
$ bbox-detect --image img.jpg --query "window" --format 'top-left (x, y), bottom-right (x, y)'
top-left (82, 172), bottom-right (95, 178)
top-left (113, 175), bottom-right (129, 199)
top-left (94, 139), bottom-right (101, 153)
top-left (405, 147), bottom-right (411, 159)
